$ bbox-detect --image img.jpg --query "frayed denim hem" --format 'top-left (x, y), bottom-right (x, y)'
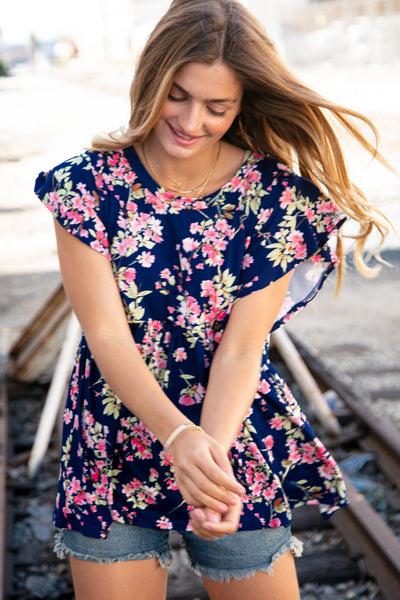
top-left (53, 530), bottom-right (173, 568)
top-left (187, 535), bottom-right (303, 583)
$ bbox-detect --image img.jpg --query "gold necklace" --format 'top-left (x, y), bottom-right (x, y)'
top-left (142, 142), bottom-right (221, 198)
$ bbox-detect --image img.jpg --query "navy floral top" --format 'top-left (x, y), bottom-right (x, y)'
top-left (35, 147), bottom-right (348, 539)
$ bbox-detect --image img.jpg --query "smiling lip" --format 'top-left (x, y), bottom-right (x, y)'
top-left (167, 123), bottom-right (203, 146)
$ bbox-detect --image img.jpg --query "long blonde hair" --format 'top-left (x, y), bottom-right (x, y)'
top-left (92, 0), bottom-right (395, 289)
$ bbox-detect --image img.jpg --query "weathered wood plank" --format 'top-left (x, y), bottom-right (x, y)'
top-left (8, 284), bottom-right (71, 382)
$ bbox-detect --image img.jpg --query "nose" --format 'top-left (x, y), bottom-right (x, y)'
top-left (179, 101), bottom-right (203, 135)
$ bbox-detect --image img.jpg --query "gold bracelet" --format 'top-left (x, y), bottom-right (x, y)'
top-left (163, 423), bottom-right (203, 453)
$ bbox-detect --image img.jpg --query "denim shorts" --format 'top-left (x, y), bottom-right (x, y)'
top-left (55, 521), bottom-right (303, 582)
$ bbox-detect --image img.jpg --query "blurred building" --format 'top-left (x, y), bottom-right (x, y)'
top-left (1, 0), bottom-right (400, 72)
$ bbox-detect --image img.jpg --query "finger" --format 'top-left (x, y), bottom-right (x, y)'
top-left (176, 467), bottom-right (241, 511)
top-left (204, 450), bottom-right (246, 497)
top-left (204, 499), bottom-right (242, 534)
top-left (172, 441), bottom-right (245, 498)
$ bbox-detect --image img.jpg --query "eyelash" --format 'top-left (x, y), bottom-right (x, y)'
top-left (167, 94), bottom-right (226, 117)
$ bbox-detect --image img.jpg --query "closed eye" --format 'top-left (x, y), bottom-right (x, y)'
top-left (168, 93), bottom-right (186, 102)
top-left (168, 92), bottom-right (227, 116)
top-left (207, 107), bottom-right (226, 117)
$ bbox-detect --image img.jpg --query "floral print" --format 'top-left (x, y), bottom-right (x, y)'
top-left (35, 147), bottom-right (348, 539)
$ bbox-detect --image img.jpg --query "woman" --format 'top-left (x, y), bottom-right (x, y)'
top-left (35, 1), bottom-right (392, 598)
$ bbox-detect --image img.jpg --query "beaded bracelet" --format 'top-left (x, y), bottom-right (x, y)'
top-left (163, 423), bottom-right (204, 453)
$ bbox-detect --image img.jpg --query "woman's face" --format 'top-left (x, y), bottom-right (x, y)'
top-left (150, 61), bottom-right (243, 161)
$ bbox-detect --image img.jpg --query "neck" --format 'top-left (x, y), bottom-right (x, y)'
top-left (143, 138), bottom-right (221, 195)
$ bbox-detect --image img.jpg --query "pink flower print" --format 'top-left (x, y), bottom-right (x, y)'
top-left (204, 227), bottom-right (219, 240)
top-left (279, 187), bottom-right (294, 208)
top-left (213, 238), bottom-right (228, 252)
top-left (318, 460), bottom-right (335, 480)
top-left (314, 438), bottom-right (327, 461)
top-left (318, 199), bottom-right (336, 214)
top-left (214, 331), bottom-right (223, 344)
top-left (262, 486), bottom-right (277, 501)
top-left (173, 347), bottom-right (187, 362)
top-left (248, 169), bottom-right (261, 184)
top-left (309, 254), bottom-right (323, 264)
top-left (231, 174), bottom-right (242, 189)
top-left (190, 222), bottom-right (204, 235)
top-left (64, 408), bottom-right (73, 425)
top-left (258, 208), bottom-right (273, 224)
top-left (124, 268), bottom-right (137, 285)
top-left (301, 442), bottom-right (316, 464)
top-left (304, 204), bottom-right (315, 223)
top-left (47, 191), bottom-right (60, 212)
top-left (160, 268), bottom-right (172, 280)
top-left (248, 442), bottom-right (262, 460)
top-left (263, 435), bottom-right (274, 451)
top-left (176, 314), bottom-right (185, 327)
top-left (200, 280), bottom-right (215, 298)
top-left (182, 237), bottom-right (198, 252)
top-left (97, 438), bottom-right (107, 457)
top-left (179, 394), bottom-right (195, 407)
top-left (180, 256), bottom-right (192, 273)
top-left (82, 409), bottom-right (94, 428)
top-left (269, 518), bottom-right (281, 527)
top-left (124, 170), bottom-right (137, 184)
top-left (288, 441), bottom-right (301, 463)
top-left (150, 468), bottom-right (158, 480)
top-left (126, 200), bottom-right (138, 213)
top-left (156, 517), bottom-right (173, 530)
top-left (287, 230), bottom-right (307, 260)
top-left (193, 200), bottom-right (208, 210)
top-left (138, 251), bottom-right (155, 268)
top-left (209, 252), bottom-right (224, 267)
top-left (287, 230), bottom-right (303, 247)
top-left (215, 218), bottom-right (230, 234)
top-left (258, 379), bottom-right (271, 394)
top-left (117, 430), bottom-right (126, 444)
top-left (251, 481), bottom-right (263, 495)
top-left (70, 477), bottom-right (82, 495)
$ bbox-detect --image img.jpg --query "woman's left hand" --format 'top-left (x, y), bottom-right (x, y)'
top-left (189, 497), bottom-right (243, 540)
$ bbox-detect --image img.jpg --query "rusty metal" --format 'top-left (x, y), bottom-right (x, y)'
top-left (332, 477), bottom-right (400, 600)
top-left (290, 334), bottom-right (400, 490)
top-left (8, 284), bottom-right (71, 382)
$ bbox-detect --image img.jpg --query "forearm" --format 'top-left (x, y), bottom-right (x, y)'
top-left (200, 347), bottom-right (262, 452)
top-left (87, 332), bottom-right (189, 445)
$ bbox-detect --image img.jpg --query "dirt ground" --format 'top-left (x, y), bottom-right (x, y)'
top-left (1, 62), bottom-right (399, 361)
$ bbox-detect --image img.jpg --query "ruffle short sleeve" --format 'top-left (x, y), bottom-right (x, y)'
top-left (34, 153), bottom-right (111, 260)
top-left (237, 163), bottom-right (346, 331)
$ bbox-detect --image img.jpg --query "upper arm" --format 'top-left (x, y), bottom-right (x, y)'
top-left (218, 271), bottom-right (293, 358)
top-left (54, 220), bottom-right (133, 345)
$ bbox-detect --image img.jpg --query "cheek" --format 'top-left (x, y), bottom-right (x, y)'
top-left (209, 115), bottom-right (238, 137)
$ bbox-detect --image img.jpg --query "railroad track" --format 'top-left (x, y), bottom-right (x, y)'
top-left (1, 330), bottom-right (400, 599)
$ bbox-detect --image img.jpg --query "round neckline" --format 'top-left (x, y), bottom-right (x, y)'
top-left (124, 145), bottom-right (258, 201)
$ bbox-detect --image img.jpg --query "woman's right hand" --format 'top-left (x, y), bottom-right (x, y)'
top-left (189, 499), bottom-right (243, 539)
top-left (166, 426), bottom-right (245, 516)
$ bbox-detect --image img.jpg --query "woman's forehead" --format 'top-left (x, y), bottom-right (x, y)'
top-left (172, 61), bottom-right (243, 102)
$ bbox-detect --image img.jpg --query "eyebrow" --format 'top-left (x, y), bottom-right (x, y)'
top-left (171, 82), bottom-right (238, 104)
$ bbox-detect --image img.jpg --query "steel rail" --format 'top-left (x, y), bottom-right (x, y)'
top-left (332, 477), bottom-right (400, 600)
top-left (286, 333), bottom-right (400, 600)
top-left (289, 333), bottom-right (400, 490)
